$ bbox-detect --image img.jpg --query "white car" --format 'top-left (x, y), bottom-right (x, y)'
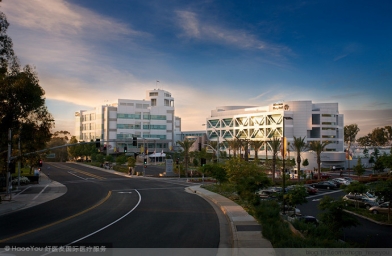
top-left (332, 178), bottom-right (350, 185)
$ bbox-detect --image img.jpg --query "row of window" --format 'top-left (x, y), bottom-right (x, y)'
top-left (116, 134), bottom-right (167, 140)
top-left (117, 113), bottom-right (166, 120)
top-left (117, 124), bottom-right (167, 130)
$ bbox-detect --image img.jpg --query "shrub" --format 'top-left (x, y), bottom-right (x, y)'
top-left (11, 176), bottom-right (30, 185)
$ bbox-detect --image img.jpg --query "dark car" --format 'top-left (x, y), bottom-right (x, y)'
top-left (313, 172), bottom-right (331, 180)
top-left (343, 195), bottom-right (379, 209)
top-left (298, 216), bottom-right (319, 225)
top-left (312, 181), bottom-right (338, 190)
top-left (304, 185), bottom-right (318, 195)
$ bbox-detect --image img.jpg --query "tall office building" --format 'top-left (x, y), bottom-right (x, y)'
top-left (75, 89), bottom-right (181, 154)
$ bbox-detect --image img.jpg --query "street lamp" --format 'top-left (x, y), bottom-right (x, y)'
top-left (202, 124), bottom-right (220, 162)
top-left (282, 116), bottom-right (293, 216)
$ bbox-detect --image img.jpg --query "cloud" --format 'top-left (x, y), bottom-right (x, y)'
top-left (175, 10), bottom-right (291, 56)
top-left (2, 0), bottom-right (141, 38)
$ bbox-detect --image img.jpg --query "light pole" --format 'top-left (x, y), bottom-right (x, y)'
top-left (202, 124), bottom-right (220, 162)
top-left (282, 116), bottom-right (293, 215)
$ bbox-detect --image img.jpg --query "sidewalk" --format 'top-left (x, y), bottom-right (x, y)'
top-left (0, 173), bottom-right (67, 216)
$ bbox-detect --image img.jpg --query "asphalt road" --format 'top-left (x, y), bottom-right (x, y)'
top-left (0, 163), bottom-right (220, 248)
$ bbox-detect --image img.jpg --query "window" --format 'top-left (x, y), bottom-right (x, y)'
top-left (117, 113), bottom-right (135, 119)
top-left (164, 99), bottom-right (170, 106)
top-left (151, 99), bottom-right (156, 106)
top-left (117, 124), bottom-right (134, 129)
top-left (150, 115), bottom-right (166, 120)
top-left (150, 92), bottom-right (158, 96)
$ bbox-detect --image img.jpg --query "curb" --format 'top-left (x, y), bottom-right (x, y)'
top-left (343, 209), bottom-right (392, 226)
top-left (187, 185), bottom-right (274, 249)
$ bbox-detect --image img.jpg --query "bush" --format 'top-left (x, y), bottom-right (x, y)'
top-left (11, 176), bottom-right (30, 185)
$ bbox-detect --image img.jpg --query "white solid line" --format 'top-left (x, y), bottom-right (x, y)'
top-left (33, 185), bottom-right (49, 200)
top-left (68, 189), bottom-right (142, 245)
top-left (306, 189), bottom-right (342, 199)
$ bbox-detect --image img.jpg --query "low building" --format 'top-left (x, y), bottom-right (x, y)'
top-left (205, 100), bottom-right (346, 169)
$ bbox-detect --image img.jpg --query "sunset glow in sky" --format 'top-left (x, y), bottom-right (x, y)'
top-left (2, 0), bottom-right (392, 137)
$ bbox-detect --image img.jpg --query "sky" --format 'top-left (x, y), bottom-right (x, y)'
top-left (2, 0), bottom-right (392, 138)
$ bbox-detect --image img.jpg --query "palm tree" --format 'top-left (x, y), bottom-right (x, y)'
top-left (270, 137), bottom-right (281, 183)
top-left (309, 140), bottom-right (330, 180)
top-left (226, 139), bottom-right (237, 158)
top-left (250, 140), bottom-right (263, 161)
top-left (291, 136), bottom-right (308, 182)
top-left (176, 138), bottom-right (195, 177)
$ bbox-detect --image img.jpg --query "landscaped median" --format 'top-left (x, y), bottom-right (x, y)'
top-left (343, 206), bottom-right (392, 225)
top-left (202, 183), bottom-right (356, 248)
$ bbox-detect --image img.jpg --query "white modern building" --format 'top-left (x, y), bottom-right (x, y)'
top-left (75, 89), bottom-right (181, 154)
top-left (205, 101), bottom-right (346, 169)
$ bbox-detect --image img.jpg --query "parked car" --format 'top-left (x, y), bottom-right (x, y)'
top-left (256, 189), bottom-right (278, 200)
top-left (312, 181), bottom-right (338, 190)
top-left (342, 195), bottom-right (379, 209)
top-left (332, 178), bottom-right (350, 186)
top-left (313, 172), bottom-right (331, 179)
top-left (369, 202), bottom-right (390, 214)
top-left (304, 185), bottom-right (318, 195)
top-left (297, 216), bottom-right (319, 225)
top-left (281, 205), bottom-right (301, 216)
top-left (342, 177), bottom-right (358, 183)
top-left (347, 192), bottom-right (379, 202)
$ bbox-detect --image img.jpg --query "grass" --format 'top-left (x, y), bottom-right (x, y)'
top-left (345, 205), bottom-right (392, 224)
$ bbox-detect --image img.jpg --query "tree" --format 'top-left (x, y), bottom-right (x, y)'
top-left (225, 157), bottom-right (270, 203)
top-left (374, 179), bottom-right (392, 222)
top-left (202, 163), bottom-right (227, 185)
top-left (284, 185), bottom-right (308, 209)
top-left (116, 155), bottom-right (127, 165)
top-left (270, 137), bottom-right (281, 183)
top-left (357, 134), bottom-right (372, 149)
top-left (318, 196), bottom-right (359, 239)
top-left (0, 11), bottom-right (54, 173)
top-left (371, 127), bottom-right (388, 147)
top-left (353, 157), bottom-right (366, 178)
top-left (309, 141), bottom-right (330, 180)
top-left (67, 136), bottom-right (78, 160)
top-left (250, 140), bottom-right (263, 161)
top-left (344, 124), bottom-right (360, 171)
top-left (176, 138), bottom-right (195, 177)
top-left (385, 126), bottom-right (392, 147)
top-left (291, 136), bottom-right (307, 182)
top-left (46, 131), bottom-right (70, 162)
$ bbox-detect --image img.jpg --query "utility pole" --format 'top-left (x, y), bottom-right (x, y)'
top-left (6, 129), bottom-right (12, 199)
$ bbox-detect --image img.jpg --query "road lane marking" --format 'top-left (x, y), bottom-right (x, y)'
top-left (54, 164), bottom-right (106, 180)
top-left (0, 191), bottom-right (112, 243)
top-left (32, 185), bottom-right (49, 200)
top-left (67, 190), bottom-right (142, 246)
top-left (306, 189), bottom-right (342, 199)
